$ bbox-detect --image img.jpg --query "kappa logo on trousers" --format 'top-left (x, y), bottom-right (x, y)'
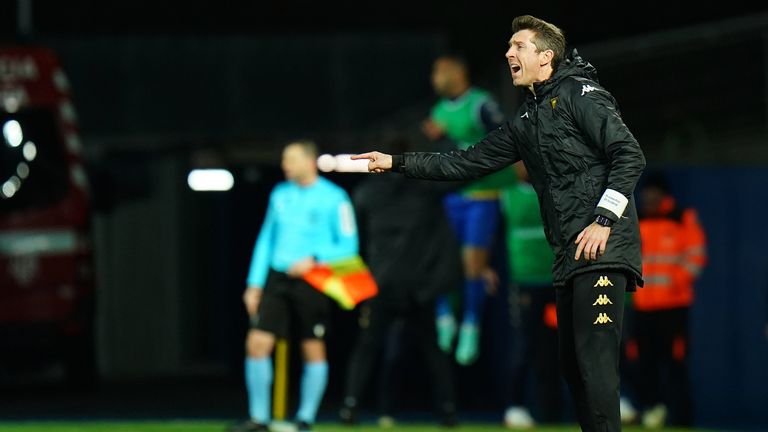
top-left (593, 313), bottom-right (613, 325)
top-left (593, 276), bottom-right (614, 287)
top-left (592, 294), bottom-right (613, 306)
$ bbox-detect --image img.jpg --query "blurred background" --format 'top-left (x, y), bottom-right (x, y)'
top-left (1, 1), bottom-right (767, 431)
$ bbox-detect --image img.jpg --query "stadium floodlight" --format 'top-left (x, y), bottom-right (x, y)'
top-left (187, 168), bottom-right (234, 192)
top-left (3, 120), bottom-right (23, 147)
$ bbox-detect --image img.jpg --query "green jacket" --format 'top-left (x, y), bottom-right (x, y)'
top-left (500, 178), bottom-right (554, 286)
top-left (431, 88), bottom-right (514, 197)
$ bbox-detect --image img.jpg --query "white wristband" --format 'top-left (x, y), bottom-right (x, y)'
top-left (597, 188), bottom-right (628, 219)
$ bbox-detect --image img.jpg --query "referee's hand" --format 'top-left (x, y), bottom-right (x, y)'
top-left (287, 257), bottom-right (316, 277)
top-left (243, 287), bottom-right (262, 317)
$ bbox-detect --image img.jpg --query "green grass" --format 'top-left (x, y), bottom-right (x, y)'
top-left (0, 421), bottom-right (711, 432)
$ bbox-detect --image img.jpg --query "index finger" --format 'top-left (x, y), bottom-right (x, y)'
top-left (351, 152), bottom-right (374, 160)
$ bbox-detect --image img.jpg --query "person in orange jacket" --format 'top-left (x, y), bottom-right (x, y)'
top-left (628, 171), bottom-right (706, 428)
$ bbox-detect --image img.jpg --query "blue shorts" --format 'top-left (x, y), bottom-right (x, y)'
top-left (444, 193), bottom-right (500, 248)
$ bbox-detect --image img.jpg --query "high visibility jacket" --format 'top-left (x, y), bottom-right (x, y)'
top-left (634, 200), bottom-right (706, 311)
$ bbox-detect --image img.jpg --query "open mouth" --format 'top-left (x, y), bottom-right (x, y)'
top-left (510, 64), bottom-right (521, 75)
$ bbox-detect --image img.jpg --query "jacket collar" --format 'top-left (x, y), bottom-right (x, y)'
top-left (527, 49), bottom-right (599, 99)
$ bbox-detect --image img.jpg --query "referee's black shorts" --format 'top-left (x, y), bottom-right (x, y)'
top-left (251, 270), bottom-right (331, 340)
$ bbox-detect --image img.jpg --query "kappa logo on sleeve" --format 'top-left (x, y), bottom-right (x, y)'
top-left (581, 84), bottom-right (597, 96)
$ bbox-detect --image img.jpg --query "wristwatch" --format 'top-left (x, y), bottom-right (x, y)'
top-left (595, 214), bottom-right (614, 227)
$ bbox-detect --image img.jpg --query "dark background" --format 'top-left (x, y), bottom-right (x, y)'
top-left (1, 1), bottom-right (768, 430)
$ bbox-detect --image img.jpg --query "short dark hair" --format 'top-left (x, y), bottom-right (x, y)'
top-left (511, 15), bottom-right (566, 70)
top-left (286, 140), bottom-right (318, 158)
top-left (435, 53), bottom-right (470, 76)
top-left (436, 53), bottom-right (468, 68)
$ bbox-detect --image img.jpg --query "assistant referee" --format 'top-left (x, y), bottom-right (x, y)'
top-left (231, 141), bottom-right (359, 432)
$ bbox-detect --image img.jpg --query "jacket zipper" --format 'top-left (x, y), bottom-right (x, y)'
top-left (531, 94), bottom-right (564, 244)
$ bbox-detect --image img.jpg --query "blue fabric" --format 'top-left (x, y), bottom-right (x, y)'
top-left (246, 177), bottom-right (358, 287)
top-left (296, 361), bottom-right (328, 423)
top-left (436, 296), bottom-right (453, 318)
top-left (462, 278), bottom-right (486, 324)
top-left (479, 99), bottom-right (505, 132)
top-left (245, 357), bottom-right (273, 423)
top-left (443, 193), bottom-right (500, 248)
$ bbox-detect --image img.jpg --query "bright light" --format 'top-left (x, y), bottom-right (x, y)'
top-left (4, 96), bottom-right (20, 113)
top-left (187, 169), bottom-right (234, 191)
top-left (17, 162), bottom-right (29, 179)
top-left (23, 141), bottom-right (36, 161)
top-left (2, 179), bottom-right (17, 198)
top-left (317, 154), bottom-right (336, 172)
top-left (3, 120), bottom-right (23, 147)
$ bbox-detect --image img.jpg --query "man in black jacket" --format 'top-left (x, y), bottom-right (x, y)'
top-left (352, 15), bottom-right (645, 432)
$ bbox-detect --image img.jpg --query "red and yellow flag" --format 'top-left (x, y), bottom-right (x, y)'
top-left (303, 256), bottom-right (377, 310)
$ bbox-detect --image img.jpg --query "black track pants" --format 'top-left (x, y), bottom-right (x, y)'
top-left (556, 271), bottom-right (626, 432)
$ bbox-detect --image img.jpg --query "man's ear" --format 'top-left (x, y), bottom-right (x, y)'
top-left (540, 49), bottom-right (554, 67)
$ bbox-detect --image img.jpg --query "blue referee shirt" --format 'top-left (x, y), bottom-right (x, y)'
top-left (246, 176), bottom-right (358, 288)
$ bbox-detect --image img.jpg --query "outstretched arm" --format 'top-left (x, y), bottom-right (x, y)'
top-left (353, 122), bottom-right (520, 180)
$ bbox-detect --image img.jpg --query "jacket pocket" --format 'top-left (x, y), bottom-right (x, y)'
top-left (583, 172), bottom-right (597, 203)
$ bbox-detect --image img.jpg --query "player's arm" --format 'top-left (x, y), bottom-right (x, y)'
top-left (353, 122), bottom-right (520, 179)
top-left (479, 98), bottom-right (506, 132)
top-left (351, 184), bottom-right (372, 259)
top-left (422, 105), bottom-right (446, 141)
top-left (316, 191), bottom-right (359, 262)
top-left (570, 83), bottom-right (646, 261)
top-left (244, 191), bottom-right (278, 314)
